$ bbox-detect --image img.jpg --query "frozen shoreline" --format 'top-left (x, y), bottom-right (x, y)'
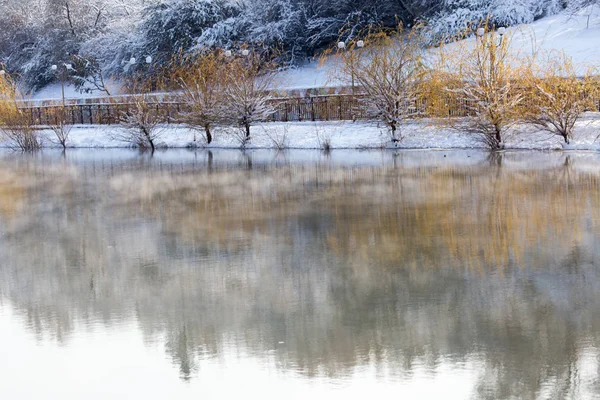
top-left (28, 116), bottom-right (600, 151)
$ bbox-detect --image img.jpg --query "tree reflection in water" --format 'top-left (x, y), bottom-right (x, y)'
top-left (0, 150), bottom-right (599, 398)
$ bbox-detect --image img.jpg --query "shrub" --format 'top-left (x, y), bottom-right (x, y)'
top-left (430, 22), bottom-right (527, 150)
top-left (334, 24), bottom-right (427, 143)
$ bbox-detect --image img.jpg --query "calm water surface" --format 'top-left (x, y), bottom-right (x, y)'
top-left (1, 149), bottom-right (600, 399)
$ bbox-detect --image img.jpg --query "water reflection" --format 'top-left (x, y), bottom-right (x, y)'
top-left (0, 149), bottom-right (600, 399)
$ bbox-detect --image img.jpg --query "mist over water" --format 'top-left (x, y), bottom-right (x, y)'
top-left (0, 149), bottom-right (599, 399)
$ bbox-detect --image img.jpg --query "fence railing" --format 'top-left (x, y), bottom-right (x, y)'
top-left (19, 93), bottom-right (600, 127)
top-left (22, 95), bottom-right (372, 126)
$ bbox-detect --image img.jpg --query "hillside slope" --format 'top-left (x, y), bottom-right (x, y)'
top-left (275, 6), bottom-right (600, 90)
top-left (31, 6), bottom-right (600, 100)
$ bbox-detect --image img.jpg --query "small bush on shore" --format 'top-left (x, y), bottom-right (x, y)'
top-left (0, 72), bottom-right (41, 151)
top-left (522, 52), bottom-right (598, 145)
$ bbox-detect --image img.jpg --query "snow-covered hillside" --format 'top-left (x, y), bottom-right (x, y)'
top-left (29, 6), bottom-right (600, 102)
top-left (276, 6), bottom-right (600, 90)
top-left (511, 5), bottom-right (600, 69)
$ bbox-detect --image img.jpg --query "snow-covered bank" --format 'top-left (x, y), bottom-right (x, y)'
top-left (31, 116), bottom-right (600, 150)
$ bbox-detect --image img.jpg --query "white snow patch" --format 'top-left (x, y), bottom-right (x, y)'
top-left (29, 115), bottom-right (600, 151)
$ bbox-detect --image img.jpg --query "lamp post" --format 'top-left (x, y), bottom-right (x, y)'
top-left (126, 55), bottom-right (153, 70)
top-left (338, 40), bottom-right (364, 94)
top-left (126, 55), bottom-right (154, 91)
top-left (476, 27), bottom-right (505, 45)
top-left (497, 27), bottom-right (506, 44)
top-left (51, 63), bottom-right (73, 106)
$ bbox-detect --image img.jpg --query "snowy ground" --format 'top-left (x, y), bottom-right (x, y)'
top-left (30, 115), bottom-right (600, 150)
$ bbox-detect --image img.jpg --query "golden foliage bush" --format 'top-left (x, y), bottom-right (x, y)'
top-left (0, 72), bottom-right (40, 151)
top-left (428, 22), bottom-right (528, 150)
top-left (522, 52), bottom-right (599, 144)
top-left (172, 51), bottom-right (228, 144)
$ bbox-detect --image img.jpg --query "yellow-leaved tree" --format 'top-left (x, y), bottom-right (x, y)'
top-left (0, 71), bottom-right (40, 151)
top-left (522, 52), bottom-right (598, 144)
top-left (430, 22), bottom-right (527, 150)
top-left (174, 51), bottom-right (229, 145)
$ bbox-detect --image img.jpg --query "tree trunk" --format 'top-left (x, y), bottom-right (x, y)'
top-left (65, 2), bottom-right (76, 37)
top-left (494, 128), bottom-right (503, 150)
top-left (245, 122), bottom-right (251, 139)
top-left (390, 123), bottom-right (398, 142)
top-left (142, 127), bottom-right (155, 152)
top-left (204, 124), bottom-right (212, 144)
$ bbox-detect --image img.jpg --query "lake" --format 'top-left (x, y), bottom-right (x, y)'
top-left (0, 149), bottom-right (599, 399)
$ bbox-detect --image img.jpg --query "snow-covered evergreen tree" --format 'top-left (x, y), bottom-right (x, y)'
top-left (428, 0), bottom-right (565, 39)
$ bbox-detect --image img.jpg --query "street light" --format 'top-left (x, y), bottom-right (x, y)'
top-left (126, 55), bottom-right (153, 72)
top-left (476, 27), bottom-right (505, 45)
top-left (337, 40), bottom-right (365, 94)
top-left (497, 27), bottom-right (506, 44)
top-left (51, 63), bottom-right (72, 106)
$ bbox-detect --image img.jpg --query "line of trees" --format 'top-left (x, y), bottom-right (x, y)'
top-left (111, 48), bottom-right (278, 150)
top-left (334, 22), bottom-right (599, 150)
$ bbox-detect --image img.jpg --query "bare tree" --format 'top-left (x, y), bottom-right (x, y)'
top-left (221, 49), bottom-right (276, 140)
top-left (568, 0), bottom-right (599, 28)
top-left (1, 112), bottom-right (41, 151)
top-left (335, 24), bottom-right (427, 143)
top-left (47, 106), bottom-right (73, 149)
top-left (70, 55), bottom-right (112, 95)
top-left (117, 93), bottom-right (163, 151)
